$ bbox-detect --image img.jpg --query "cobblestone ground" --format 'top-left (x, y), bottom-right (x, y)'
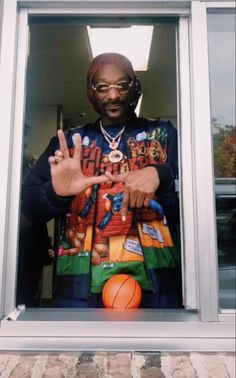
top-left (0, 352), bottom-right (235, 378)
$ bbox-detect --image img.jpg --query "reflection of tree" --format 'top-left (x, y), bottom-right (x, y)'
top-left (212, 120), bottom-right (236, 177)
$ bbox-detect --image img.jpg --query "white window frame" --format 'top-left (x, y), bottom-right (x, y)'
top-left (205, 2), bottom-right (236, 321)
top-left (0, 0), bottom-right (235, 351)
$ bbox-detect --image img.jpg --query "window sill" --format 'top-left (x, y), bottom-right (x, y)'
top-left (0, 308), bottom-right (234, 352)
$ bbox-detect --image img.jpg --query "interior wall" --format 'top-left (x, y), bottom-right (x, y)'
top-left (24, 105), bottom-right (58, 159)
top-left (139, 23), bottom-right (177, 124)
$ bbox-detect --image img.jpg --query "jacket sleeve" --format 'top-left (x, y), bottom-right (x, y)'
top-left (21, 136), bottom-right (74, 223)
top-left (150, 121), bottom-right (179, 225)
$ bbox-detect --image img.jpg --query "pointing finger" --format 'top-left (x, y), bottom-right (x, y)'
top-left (57, 129), bottom-right (69, 158)
top-left (105, 171), bottom-right (128, 183)
top-left (104, 171), bottom-right (116, 181)
top-left (85, 174), bottom-right (110, 187)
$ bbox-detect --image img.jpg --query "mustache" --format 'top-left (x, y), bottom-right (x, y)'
top-left (103, 100), bottom-right (125, 107)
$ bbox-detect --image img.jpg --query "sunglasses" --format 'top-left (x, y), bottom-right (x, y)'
top-left (92, 80), bottom-right (133, 94)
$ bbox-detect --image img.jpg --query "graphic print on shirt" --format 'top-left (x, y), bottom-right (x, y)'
top-left (57, 126), bottom-right (178, 292)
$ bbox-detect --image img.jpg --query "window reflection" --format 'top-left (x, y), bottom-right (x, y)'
top-left (208, 12), bottom-right (236, 309)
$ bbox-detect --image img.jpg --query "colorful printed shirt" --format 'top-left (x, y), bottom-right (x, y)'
top-left (22, 115), bottom-right (180, 300)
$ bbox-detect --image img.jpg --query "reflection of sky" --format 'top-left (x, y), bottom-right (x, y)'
top-left (208, 13), bottom-right (235, 126)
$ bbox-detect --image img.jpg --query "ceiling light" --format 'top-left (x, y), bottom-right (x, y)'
top-left (87, 25), bottom-right (153, 71)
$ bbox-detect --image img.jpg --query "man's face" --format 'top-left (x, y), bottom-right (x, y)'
top-left (92, 63), bottom-right (133, 125)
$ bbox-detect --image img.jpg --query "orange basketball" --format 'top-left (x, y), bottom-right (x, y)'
top-left (102, 274), bottom-right (142, 309)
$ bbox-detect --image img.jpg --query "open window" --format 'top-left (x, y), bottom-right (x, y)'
top-left (17, 16), bottom-right (181, 309)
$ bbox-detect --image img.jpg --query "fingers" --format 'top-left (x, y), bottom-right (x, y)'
top-left (48, 156), bottom-right (57, 167)
top-left (104, 171), bottom-right (130, 220)
top-left (56, 131), bottom-right (82, 168)
top-left (85, 174), bottom-right (110, 187)
top-left (129, 192), bottom-right (142, 208)
top-left (57, 129), bottom-right (70, 158)
top-left (105, 170), bottom-right (153, 220)
top-left (143, 196), bottom-right (151, 207)
top-left (120, 189), bottom-right (129, 221)
top-left (48, 149), bottom-right (64, 166)
top-left (55, 149), bottom-right (63, 157)
top-left (73, 133), bottom-right (82, 169)
top-left (54, 149), bottom-right (63, 163)
top-left (104, 171), bottom-right (116, 181)
top-left (105, 171), bottom-right (127, 182)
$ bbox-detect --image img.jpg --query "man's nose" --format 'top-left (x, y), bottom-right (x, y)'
top-left (107, 86), bottom-right (120, 99)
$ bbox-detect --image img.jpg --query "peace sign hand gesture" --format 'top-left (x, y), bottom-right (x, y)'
top-left (48, 130), bottom-right (109, 197)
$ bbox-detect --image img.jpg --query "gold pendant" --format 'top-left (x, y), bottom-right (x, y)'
top-left (108, 150), bottom-right (123, 163)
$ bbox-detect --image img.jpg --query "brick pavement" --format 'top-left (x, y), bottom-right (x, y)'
top-left (0, 352), bottom-right (235, 377)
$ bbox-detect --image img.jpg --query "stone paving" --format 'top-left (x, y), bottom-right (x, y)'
top-left (0, 352), bottom-right (235, 378)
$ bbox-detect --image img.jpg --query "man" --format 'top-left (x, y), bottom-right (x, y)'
top-left (22, 53), bottom-right (181, 308)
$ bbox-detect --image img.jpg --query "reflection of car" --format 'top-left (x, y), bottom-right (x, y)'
top-left (215, 178), bottom-right (236, 309)
top-left (215, 178), bottom-right (236, 261)
top-left (215, 178), bottom-right (236, 210)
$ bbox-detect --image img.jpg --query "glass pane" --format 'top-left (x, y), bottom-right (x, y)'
top-left (17, 17), bottom-right (182, 309)
top-left (208, 12), bottom-right (236, 309)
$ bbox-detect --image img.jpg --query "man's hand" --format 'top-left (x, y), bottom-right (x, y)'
top-left (48, 130), bottom-right (109, 196)
top-left (105, 166), bottom-right (160, 220)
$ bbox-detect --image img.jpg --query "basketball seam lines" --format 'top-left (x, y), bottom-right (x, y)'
top-left (125, 281), bottom-right (137, 309)
top-left (112, 276), bottom-right (131, 308)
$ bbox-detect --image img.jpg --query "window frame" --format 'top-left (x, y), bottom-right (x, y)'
top-left (0, 0), bottom-right (235, 352)
top-left (206, 4), bottom-right (236, 314)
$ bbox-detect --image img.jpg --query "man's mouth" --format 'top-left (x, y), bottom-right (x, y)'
top-left (104, 102), bottom-right (124, 111)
